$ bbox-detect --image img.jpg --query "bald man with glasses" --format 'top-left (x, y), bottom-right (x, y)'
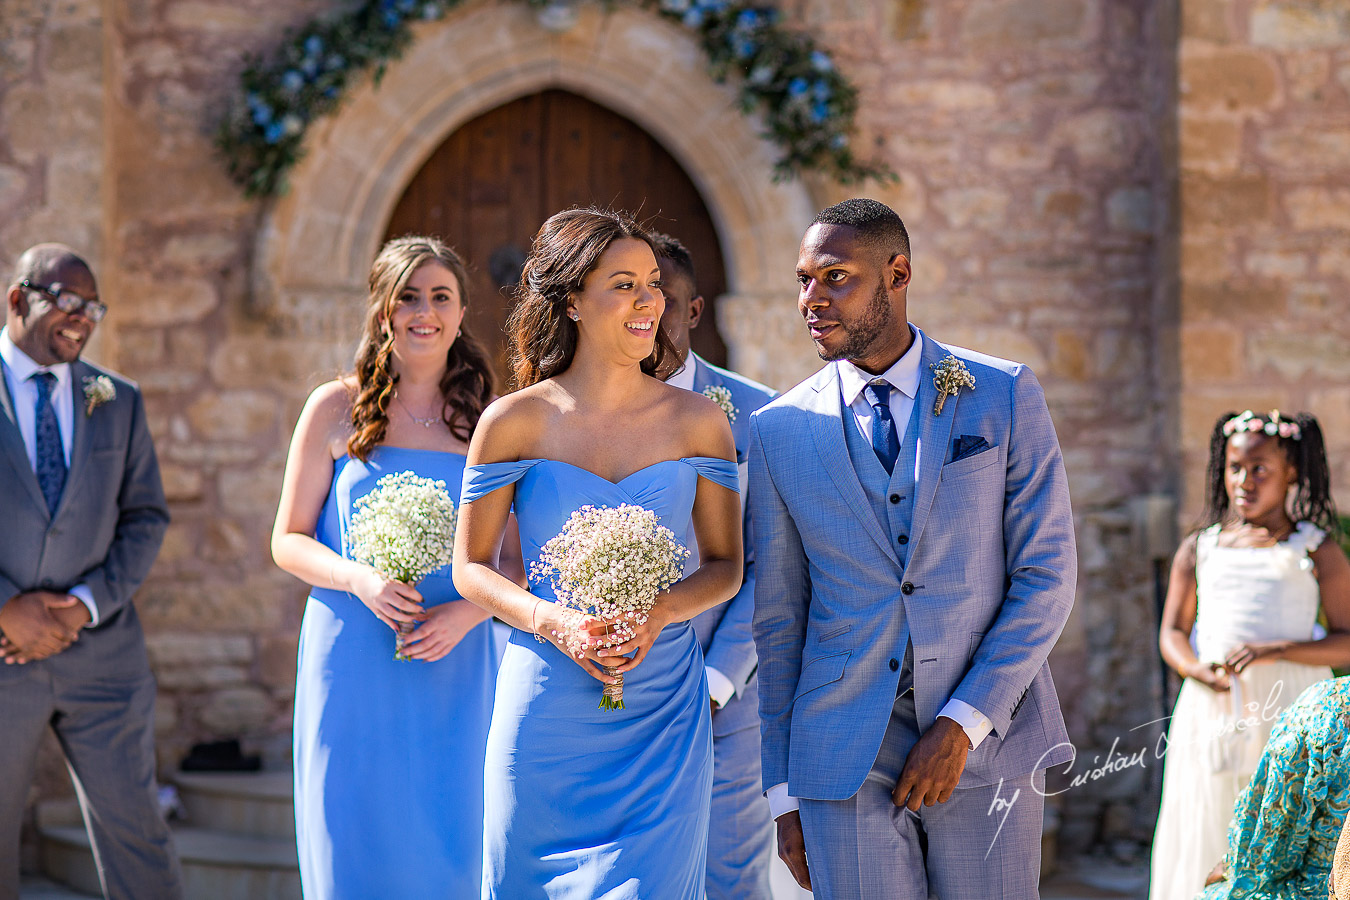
top-left (0, 244), bottom-right (181, 899)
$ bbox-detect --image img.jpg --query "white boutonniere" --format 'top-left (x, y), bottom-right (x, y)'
top-left (929, 355), bottom-right (975, 415)
top-left (701, 385), bottom-right (737, 423)
top-left (82, 375), bottom-right (116, 415)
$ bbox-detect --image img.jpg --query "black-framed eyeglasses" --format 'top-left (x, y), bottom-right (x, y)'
top-left (20, 280), bottom-right (107, 323)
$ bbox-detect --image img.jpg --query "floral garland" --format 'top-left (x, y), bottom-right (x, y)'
top-left (216, 0), bottom-right (890, 198)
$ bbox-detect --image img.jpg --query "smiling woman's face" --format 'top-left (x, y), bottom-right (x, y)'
top-left (386, 262), bottom-right (465, 364)
top-left (569, 238), bottom-right (665, 365)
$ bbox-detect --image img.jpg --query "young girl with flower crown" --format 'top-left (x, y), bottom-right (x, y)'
top-left (1149, 410), bottom-right (1350, 900)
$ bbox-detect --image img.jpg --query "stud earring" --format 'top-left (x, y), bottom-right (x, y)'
top-left (568, 311), bottom-right (579, 322)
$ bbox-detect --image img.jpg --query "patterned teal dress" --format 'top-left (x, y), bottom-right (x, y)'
top-left (1198, 677), bottom-right (1350, 900)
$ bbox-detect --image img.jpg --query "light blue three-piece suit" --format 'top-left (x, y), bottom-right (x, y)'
top-left (748, 327), bottom-right (1077, 899)
top-left (676, 352), bottom-right (778, 900)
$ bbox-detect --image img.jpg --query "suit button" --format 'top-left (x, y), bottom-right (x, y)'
top-left (901, 582), bottom-right (914, 595)
top-left (897, 534), bottom-right (908, 545)
top-left (889, 658), bottom-right (899, 672)
top-left (889, 493), bottom-right (901, 504)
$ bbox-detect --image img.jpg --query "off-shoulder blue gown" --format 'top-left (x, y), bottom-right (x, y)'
top-left (294, 447), bottom-right (499, 899)
top-left (461, 457), bottom-right (740, 900)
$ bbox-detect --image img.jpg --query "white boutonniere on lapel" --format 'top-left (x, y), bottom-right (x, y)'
top-left (82, 375), bottom-right (115, 415)
top-left (929, 355), bottom-right (975, 415)
top-left (701, 385), bottom-right (737, 423)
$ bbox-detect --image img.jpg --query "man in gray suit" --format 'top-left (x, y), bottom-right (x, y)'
top-left (749, 200), bottom-right (1076, 898)
top-left (654, 233), bottom-right (777, 899)
top-left (0, 244), bottom-right (181, 899)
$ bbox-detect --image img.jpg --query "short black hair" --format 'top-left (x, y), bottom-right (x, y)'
top-left (648, 232), bottom-right (696, 285)
top-left (811, 198), bottom-right (910, 261)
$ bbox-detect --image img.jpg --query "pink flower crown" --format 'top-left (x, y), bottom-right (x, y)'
top-left (1222, 409), bottom-right (1301, 441)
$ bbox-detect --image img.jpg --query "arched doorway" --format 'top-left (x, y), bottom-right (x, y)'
top-left (383, 89), bottom-right (729, 383)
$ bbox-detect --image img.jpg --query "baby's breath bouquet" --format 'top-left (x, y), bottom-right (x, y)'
top-left (530, 504), bottom-right (689, 710)
top-left (347, 471), bottom-right (457, 661)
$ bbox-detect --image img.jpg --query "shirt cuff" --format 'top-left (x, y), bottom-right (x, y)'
top-left (939, 698), bottom-right (993, 750)
top-left (766, 783), bottom-right (800, 820)
top-left (705, 666), bottom-right (736, 709)
top-left (68, 584), bottom-right (99, 628)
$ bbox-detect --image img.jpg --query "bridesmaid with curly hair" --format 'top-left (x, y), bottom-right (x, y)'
top-left (272, 235), bottom-right (512, 898)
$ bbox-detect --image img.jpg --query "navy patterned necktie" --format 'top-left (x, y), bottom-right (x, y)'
top-left (32, 371), bottom-right (67, 514)
top-left (863, 380), bottom-right (899, 476)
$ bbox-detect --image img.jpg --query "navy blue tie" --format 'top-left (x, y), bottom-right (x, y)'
top-left (863, 381), bottom-right (899, 476)
top-left (32, 372), bottom-right (66, 515)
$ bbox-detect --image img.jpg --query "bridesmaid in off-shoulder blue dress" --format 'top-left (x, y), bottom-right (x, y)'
top-left (462, 456), bottom-right (738, 898)
top-left (273, 236), bottom-right (504, 899)
top-left (453, 209), bottom-right (744, 900)
top-left (295, 447), bottom-right (498, 899)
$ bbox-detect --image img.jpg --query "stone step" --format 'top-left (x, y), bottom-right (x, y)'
top-left (39, 824), bottom-right (300, 900)
top-left (173, 771), bottom-right (295, 840)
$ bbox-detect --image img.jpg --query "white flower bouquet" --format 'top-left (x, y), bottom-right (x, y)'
top-left (530, 503), bottom-right (689, 709)
top-left (347, 471), bottom-right (457, 661)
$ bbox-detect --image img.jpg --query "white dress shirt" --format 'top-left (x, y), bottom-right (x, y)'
top-left (0, 328), bottom-right (99, 624)
top-left (766, 328), bottom-right (992, 820)
top-left (666, 354), bottom-right (736, 708)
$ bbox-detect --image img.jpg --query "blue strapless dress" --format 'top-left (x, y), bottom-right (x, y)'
top-left (461, 457), bottom-right (739, 900)
top-left (294, 447), bottom-right (500, 899)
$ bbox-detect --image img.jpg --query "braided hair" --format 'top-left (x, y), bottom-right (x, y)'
top-left (1202, 410), bottom-right (1340, 537)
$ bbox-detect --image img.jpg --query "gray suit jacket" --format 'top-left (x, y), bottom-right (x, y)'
top-left (685, 354), bottom-right (776, 738)
top-left (0, 358), bottom-right (168, 680)
top-left (749, 329), bottom-right (1076, 800)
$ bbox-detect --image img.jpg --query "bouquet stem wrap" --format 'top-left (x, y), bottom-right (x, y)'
top-left (346, 471), bottom-right (458, 661)
top-left (531, 503), bottom-right (689, 710)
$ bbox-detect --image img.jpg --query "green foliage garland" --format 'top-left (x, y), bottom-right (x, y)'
top-left (216, 0), bottom-right (891, 198)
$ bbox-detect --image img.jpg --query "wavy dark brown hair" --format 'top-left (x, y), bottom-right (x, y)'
top-left (506, 207), bottom-right (678, 390)
top-left (1202, 410), bottom-right (1340, 537)
top-left (348, 235), bottom-right (494, 461)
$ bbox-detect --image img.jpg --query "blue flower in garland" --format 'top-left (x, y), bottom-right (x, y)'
top-left (280, 70), bottom-right (305, 93)
top-left (326, 54), bottom-right (346, 72)
top-left (734, 37), bottom-right (757, 58)
top-left (250, 99), bottom-right (274, 127)
top-left (812, 79), bottom-right (832, 102)
top-left (810, 50), bottom-right (833, 73)
top-left (787, 77), bottom-right (808, 98)
top-left (660, 0), bottom-right (691, 11)
top-left (810, 100), bottom-right (829, 122)
top-left (736, 9), bottom-right (760, 30)
top-left (682, 7), bottom-right (703, 27)
top-left (263, 121), bottom-right (285, 144)
top-left (382, 9), bottom-right (401, 27)
top-left (747, 65), bottom-right (773, 87)
top-left (304, 35), bottom-right (324, 57)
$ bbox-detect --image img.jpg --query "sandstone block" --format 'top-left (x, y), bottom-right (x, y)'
top-left (1283, 50), bottom-right (1333, 102)
top-left (1251, 3), bottom-right (1350, 49)
top-left (985, 141), bottom-right (1054, 171)
top-left (186, 389), bottom-right (278, 441)
top-left (161, 231), bottom-right (243, 269)
top-left (888, 0), bottom-right (934, 41)
top-left (155, 665), bottom-right (250, 691)
top-left (961, 0), bottom-right (1095, 45)
top-left (1250, 332), bottom-right (1350, 378)
top-left (203, 519), bottom-right (250, 564)
top-left (1052, 109), bottom-right (1141, 170)
top-left (1181, 48), bottom-right (1281, 110)
top-left (1180, 324), bottom-right (1241, 381)
top-left (218, 461), bottom-right (286, 518)
top-left (1181, 174), bottom-right (1272, 229)
top-left (1035, 186), bottom-right (1094, 227)
top-left (46, 23), bottom-right (101, 76)
top-left (158, 462), bottom-right (203, 502)
top-left (258, 635), bottom-right (299, 699)
top-left (1244, 250), bottom-right (1309, 279)
top-left (2, 83), bottom-right (101, 162)
top-left (1181, 235), bottom-right (1235, 283)
top-left (1257, 128), bottom-right (1350, 171)
top-left (1316, 245), bottom-right (1350, 276)
top-left (114, 275), bottom-right (218, 326)
top-left (1180, 117), bottom-right (1242, 173)
top-left (197, 686), bottom-right (272, 736)
top-left (1182, 0), bottom-right (1236, 42)
top-left (887, 80), bottom-right (997, 110)
top-left (1289, 283), bottom-right (1333, 317)
top-left (147, 632), bottom-right (253, 668)
top-left (1181, 281), bottom-right (1286, 319)
top-left (154, 696), bottom-right (178, 737)
top-left (208, 336), bottom-right (335, 389)
top-left (1285, 187), bottom-right (1350, 230)
top-left (933, 187), bottom-right (1009, 229)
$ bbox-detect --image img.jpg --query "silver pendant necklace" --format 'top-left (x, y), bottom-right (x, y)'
top-left (395, 394), bottom-right (442, 429)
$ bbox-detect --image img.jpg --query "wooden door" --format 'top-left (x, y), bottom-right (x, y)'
top-left (383, 89), bottom-right (730, 387)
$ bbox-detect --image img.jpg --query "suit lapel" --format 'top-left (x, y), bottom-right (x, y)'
top-left (689, 354), bottom-right (711, 394)
top-left (55, 361), bottom-right (96, 519)
top-left (806, 366), bottom-right (900, 566)
top-left (0, 355), bottom-right (49, 512)
top-left (906, 334), bottom-right (962, 556)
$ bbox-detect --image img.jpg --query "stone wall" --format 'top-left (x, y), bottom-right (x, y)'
top-left (4, 0), bottom-right (1347, 869)
top-left (1177, 0), bottom-right (1350, 517)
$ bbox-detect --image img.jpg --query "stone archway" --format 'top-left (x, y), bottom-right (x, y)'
top-left (254, 0), bottom-right (817, 389)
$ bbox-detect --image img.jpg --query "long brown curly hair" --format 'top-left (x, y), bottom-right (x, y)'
top-left (507, 207), bottom-right (678, 390)
top-left (348, 235), bottom-right (494, 461)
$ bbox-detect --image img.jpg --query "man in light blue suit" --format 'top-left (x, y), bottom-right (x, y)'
top-left (654, 234), bottom-right (777, 899)
top-left (749, 200), bottom-right (1076, 898)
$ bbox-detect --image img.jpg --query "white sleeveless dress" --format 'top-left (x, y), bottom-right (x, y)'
top-left (1149, 522), bottom-right (1331, 900)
